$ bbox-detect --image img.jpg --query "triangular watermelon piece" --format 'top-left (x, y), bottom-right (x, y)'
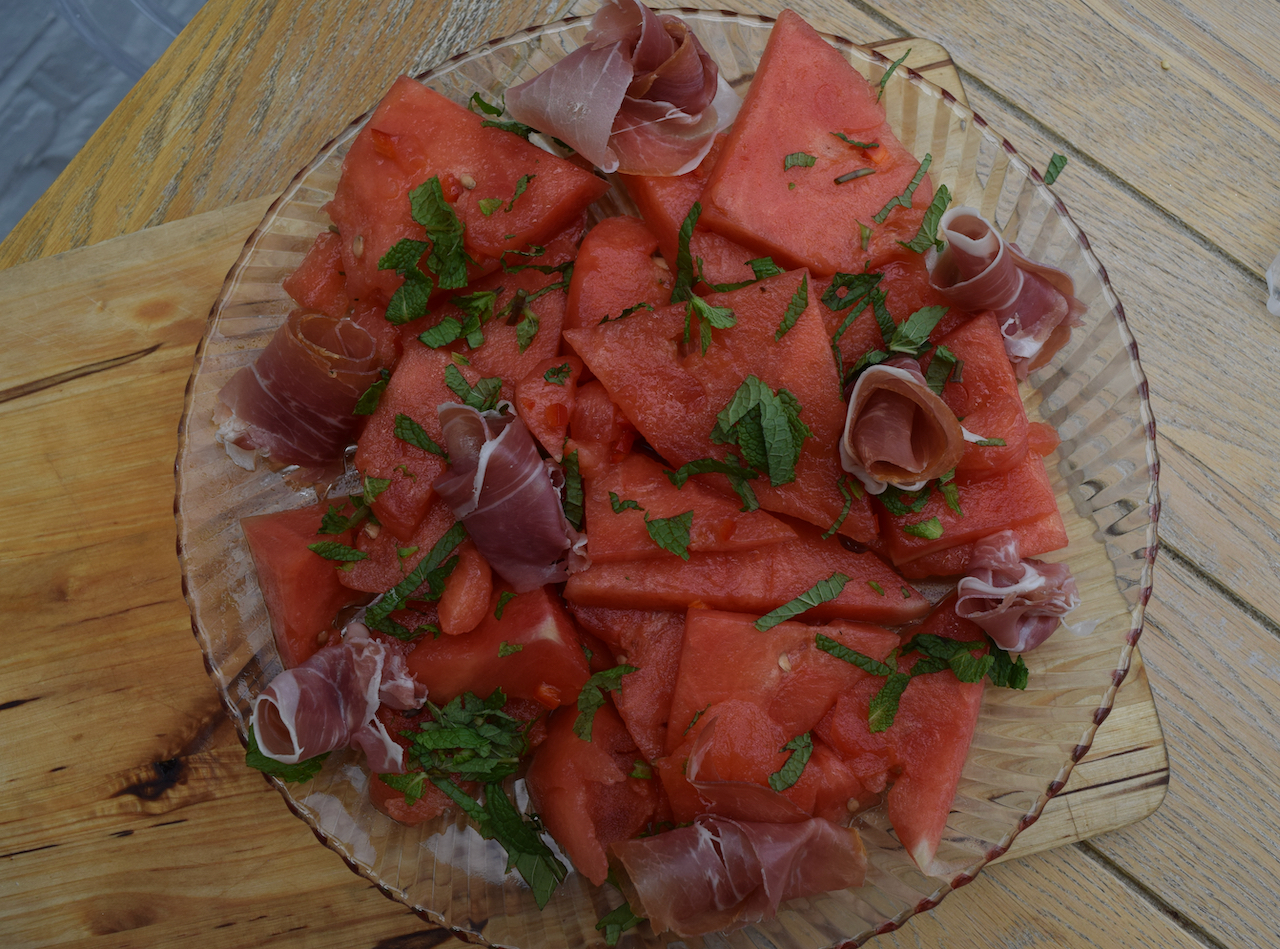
top-left (563, 268), bottom-right (878, 543)
top-left (584, 452), bottom-right (797, 562)
top-left (700, 10), bottom-right (931, 275)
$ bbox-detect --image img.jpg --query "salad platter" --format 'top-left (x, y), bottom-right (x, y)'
top-left (172, 10), bottom-right (1162, 948)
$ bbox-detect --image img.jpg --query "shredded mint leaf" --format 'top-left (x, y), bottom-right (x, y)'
top-left (821, 476), bottom-right (862, 539)
top-left (609, 492), bottom-right (643, 514)
top-left (645, 510), bottom-right (693, 560)
top-left (903, 516), bottom-right (944, 539)
top-left (307, 540), bottom-right (368, 563)
top-left (939, 469), bottom-right (962, 515)
top-left (889, 305), bottom-right (950, 356)
top-left (755, 573), bottom-right (850, 631)
top-left (974, 437), bottom-right (1008, 447)
top-left (879, 484), bottom-right (932, 516)
top-left (494, 590), bottom-right (517, 619)
top-left (498, 641), bottom-right (523, 657)
top-left (710, 376), bottom-right (812, 488)
top-left (319, 498), bottom-right (370, 534)
top-left (245, 725), bottom-right (328, 782)
top-left (665, 455), bottom-right (760, 512)
top-left (868, 580), bottom-right (886, 596)
top-left (597, 901), bottom-right (646, 946)
top-left (419, 316), bottom-right (464, 348)
top-left (822, 271), bottom-right (882, 314)
top-left (543, 362), bottom-right (572, 385)
top-left (868, 671), bottom-right (913, 731)
top-left (630, 760), bottom-right (653, 780)
top-left (834, 168), bottom-right (876, 184)
top-left (515, 308), bottom-right (539, 352)
top-left (783, 152), bottom-right (817, 171)
top-left (685, 703), bottom-right (711, 736)
top-left (768, 732), bottom-right (813, 792)
top-left (379, 240), bottom-right (433, 324)
top-left (988, 643), bottom-right (1030, 689)
top-left (574, 666), bottom-right (638, 741)
top-left (832, 132), bottom-right (880, 149)
top-left (561, 450), bottom-right (584, 530)
top-left (468, 92), bottom-right (504, 116)
top-left (378, 770), bottom-right (427, 805)
top-left (924, 344), bottom-right (960, 395)
top-left (878, 47), bottom-right (911, 102)
top-left (815, 633), bottom-right (897, 676)
top-left (394, 413), bottom-right (448, 458)
top-left (364, 521), bottom-right (467, 637)
top-left (444, 363), bottom-right (504, 411)
top-left (683, 295), bottom-right (737, 355)
top-left (860, 221), bottom-right (873, 250)
top-left (478, 197), bottom-right (503, 216)
top-left (354, 368), bottom-right (391, 415)
top-left (775, 274), bottom-right (808, 340)
top-left (599, 301), bottom-right (654, 324)
top-left (503, 174), bottom-right (534, 212)
top-left (874, 153), bottom-right (932, 223)
top-left (899, 183), bottom-right (952, 254)
top-left (1044, 153), bottom-right (1068, 185)
top-left (749, 257), bottom-right (785, 280)
top-left (481, 781), bottom-right (568, 908)
top-left (362, 475), bottom-right (392, 502)
top-left (670, 202), bottom-right (700, 303)
top-left (411, 177), bottom-right (470, 290)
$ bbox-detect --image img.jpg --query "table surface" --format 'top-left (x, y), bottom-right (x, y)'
top-left (2, 1), bottom-right (1278, 947)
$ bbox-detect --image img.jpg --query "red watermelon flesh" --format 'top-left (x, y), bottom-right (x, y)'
top-left (515, 355), bottom-right (583, 461)
top-left (565, 519), bottom-right (928, 633)
top-left (338, 494), bottom-right (457, 594)
top-left (570, 606), bottom-right (685, 762)
top-left (699, 11), bottom-right (932, 276)
top-left (325, 75), bottom-right (607, 306)
top-left (620, 133), bottom-right (760, 290)
top-left (897, 512), bottom-right (1069, 580)
top-left (584, 452), bottom-right (797, 562)
top-left (240, 499), bottom-right (370, 668)
top-left (563, 269), bottom-right (878, 543)
top-left (282, 230), bottom-right (350, 319)
top-left (564, 215), bottom-right (672, 330)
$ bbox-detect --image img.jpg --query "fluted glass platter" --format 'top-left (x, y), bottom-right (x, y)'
top-left (175, 9), bottom-right (1159, 948)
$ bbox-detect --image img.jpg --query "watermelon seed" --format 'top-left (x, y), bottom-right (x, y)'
top-left (778, 653), bottom-right (792, 672)
top-left (351, 234), bottom-right (365, 259)
top-left (460, 174), bottom-right (477, 189)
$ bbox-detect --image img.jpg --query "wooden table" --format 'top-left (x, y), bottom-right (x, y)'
top-left (1, 1), bottom-right (1276, 947)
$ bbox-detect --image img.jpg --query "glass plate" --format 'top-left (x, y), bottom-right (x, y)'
top-left (175, 9), bottom-right (1160, 947)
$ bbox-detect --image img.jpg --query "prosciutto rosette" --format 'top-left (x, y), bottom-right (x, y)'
top-left (432, 403), bottom-right (588, 592)
top-left (926, 207), bottom-right (1087, 379)
top-left (251, 623), bottom-right (427, 774)
top-left (611, 816), bottom-right (866, 936)
top-left (215, 310), bottom-right (382, 477)
top-left (504, 0), bottom-right (740, 175)
top-left (955, 530), bottom-right (1081, 653)
top-left (840, 355), bottom-right (966, 495)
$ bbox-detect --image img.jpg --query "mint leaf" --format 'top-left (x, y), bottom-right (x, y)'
top-left (878, 47), bottom-right (911, 102)
top-left (768, 732), bottom-right (813, 792)
top-left (543, 362), bottom-right (572, 385)
top-left (504, 174), bottom-right (534, 212)
top-left (665, 455), bottom-right (760, 512)
top-left (834, 168), bottom-right (876, 184)
top-left (378, 770), bottom-right (427, 805)
top-left (903, 516), bottom-right (944, 539)
top-left (749, 257), bottom-right (785, 280)
top-left (419, 316), bottom-right (464, 348)
top-left (498, 641), bottom-right (523, 657)
top-left (879, 484), bottom-right (932, 516)
top-left (410, 177), bottom-right (469, 290)
top-left (821, 271), bottom-right (881, 314)
top-left (494, 590), bottom-right (517, 619)
top-left (353, 368), bottom-right (391, 415)
top-left (775, 274), bottom-right (808, 340)
top-left (481, 781), bottom-right (568, 908)
top-left (599, 301), bottom-right (655, 324)
top-left (755, 573), bottom-right (850, 631)
top-left (899, 183), bottom-right (952, 254)
top-left (988, 643), bottom-right (1030, 689)
top-left (815, 633), bottom-right (897, 676)
top-left (515, 308), bottom-right (539, 352)
top-left (597, 900), bottom-right (646, 946)
top-left (832, 132), bottom-right (879, 149)
top-left (245, 725), bottom-right (327, 782)
top-left (670, 202), bottom-right (700, 303)
top-left (974, 437), bottom-right (1008, 447)
top-left (783, 152), bottom-right (817, 170)
top-left (609, 492), bottom-right (643, 514)
top-left (394, 413), bottom-right (448, 458)
top-left (379, 240), bottom-right (433, 324)
top-left (684, 295), bottom-right (736, 355)
top-left (364, 521), bottom-right (467, 637)
top-left (468, 92), bottom-right (505, 117)
top-left (821, 476), bottom-right (862, 539)
top-left (710, 376), bottom-right (812, 487)
top-left (444, 363), bottom-right (503, 411)
top-left (868, 671), bottom-right (912, 731)
top-left (361, 475), bottom-right (392, 502)
top-left (307, 540), bottom-right (368, 563)
top-left (645, 510), bottom-right (693, 560)
top-left (888, 305), bottom-right (950, 356)
top-left (574, 666), bottom-right (637, 741)
top-left (1044, 153), bottom-right (1068, 185)
top-left (924, 344), bottom-right (960, 395)
top-left (868, 580), bottom-right (886, 596)
top-left (874, 153), bottom-right (932, 223)
top-left (319, 498), bottom-right (370, 534)
top-left (478, 197), bottom-right (503, 216)
top-left (561, 450), bottom-right (584, 530)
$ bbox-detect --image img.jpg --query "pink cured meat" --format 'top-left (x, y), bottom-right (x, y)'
top-left (926, 207), bottom-right (1087, 378)
top-left (216, 310), bottom-right (382, 474)
top-left (611, 816), bottom-right (866, 936)
top-left (250, 624), bottom-right (427, 774)
top-left (955, 530), bottom-right (1080, 652)
top-left (505, 0), bottom-right (738, 175)
top-left (840, 355), bottom-right (966, 494)
top-left (432, 404), bottom-right (588, 592)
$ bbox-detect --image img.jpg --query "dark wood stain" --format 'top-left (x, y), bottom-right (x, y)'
top-left (0, 697), bottom-right (39, 711)
top-left (1, 843), bottom-right (59, 859)
top-left (113, 757), bottom-right (185, 801)
top-left (372, 928), bottom-right (463, 949)
top-left (0, 344), bottom-right (160, 404)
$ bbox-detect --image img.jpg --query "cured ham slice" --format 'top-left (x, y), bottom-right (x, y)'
top-left (251, 623), bottom-right (427, 774)
top-left (926, 207), bottom-right (1087, 378)
top-left (955, 530), bottom-right (1080, 653)
top-left (840, 355), bottom-right (965, 494)
top-left (432, 404), bottom-right (588, 592)
top-left (611, 816), bottom-right (866, 936)
top-left (215, 310), bottom-right (382, 477)
top-left (505, 0), bottom-right (739, 175)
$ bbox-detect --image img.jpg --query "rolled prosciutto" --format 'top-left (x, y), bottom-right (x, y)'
top-left (611, 816), bottom-right (866, 936)
top-left (840, 355), bottom-right (966, 494)
top-left (955, 531), bottom-right (1080, 653)
top-left (215, 310), bottom-right (382, 476)
top-left (251, 623), bottom-right (427, 774)
top-left (926, 207), bottom-right (1087, 379)
top-left (432, 403), bottom-right (588, 592)
top-left (504, 0), bottom-right (740, 175)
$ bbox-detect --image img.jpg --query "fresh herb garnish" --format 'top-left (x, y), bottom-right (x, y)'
top-left (543, 362), bottom-right (572, 385)
top-left (561, 449), bottom-right (584, 530)
top-left (973, 437), bottom-right (1008, 447)
top-left (878, 47), bottom-right (911, 101)
top-left (379, 176), bottom-right (472, 323)
top-left (899, 183), bottom-right (952, 254)
top-left (575, 666), bottom-right (638, 741)
top-left (684, 703), bottom-right (712, 736)
top-left (468, 92), bottom-right (537, 139)
top-left (498, 641), bottom-right (523, 657)
top-left (598, 301), bottom-right (655, 324)
top-left (868, 580), bottom-right (886, 596)
top-left (832, 132), bottom-right (879, 149)
top-left (683, 295), bottom-right (737, 355)
top-left (353, 368), bottom-right (391, 415)
top-left (888, 304), bottom-right (950, 357)
top-left (645, 510), bottom-right (693, 560)
top-left (710, 376), bottom-right (812, 487)
top-left (775, 273), bottom-right (809, 340)
top-left (444, 364), bottom-right (504, 411)
top-left (1044, 153), bottom-right (1068, 185)
top-left (364, 522), bottom-right (467, 638)
top-left (665, 455), bottom-right (760, 512)
top-left (878, 483), bottom-right (933, 516)
top-left (245, 725), bottom-right (328, 782)
top-left (306, 540), bottom-right (368, 563)
top-left (515, 309), bottom-right (539, 352)
top-left (394, 413), bottom-right (448, 458)
top-left (783, 152), bottom-right (817, 170)
top-left (768, 732), bottom-right (813, 792)
top-left (494, 590), bottom-right (517, 619)
top-left (477, 197), bottom-right (503, 216)
top-left (834, 168), bottom-right (876, 184)
top-left (609, 492), bottom-right (643, 514)
top-left (754, 573), bottom-right (850, 631)
top-left (902, 516), bottom-right (944, 539)
top-left (670, 202), bottom-right (701, 304)
top-left (504, 174), bottom-right (535, 212)
top-left (873, 153), bottom-right (932, 223)
top-left (924, 344), bottom-right (961, 395)
top-left (821, 476), bottom-right (862, 539)
top-left (939, 468), bottom-right (962, 515)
